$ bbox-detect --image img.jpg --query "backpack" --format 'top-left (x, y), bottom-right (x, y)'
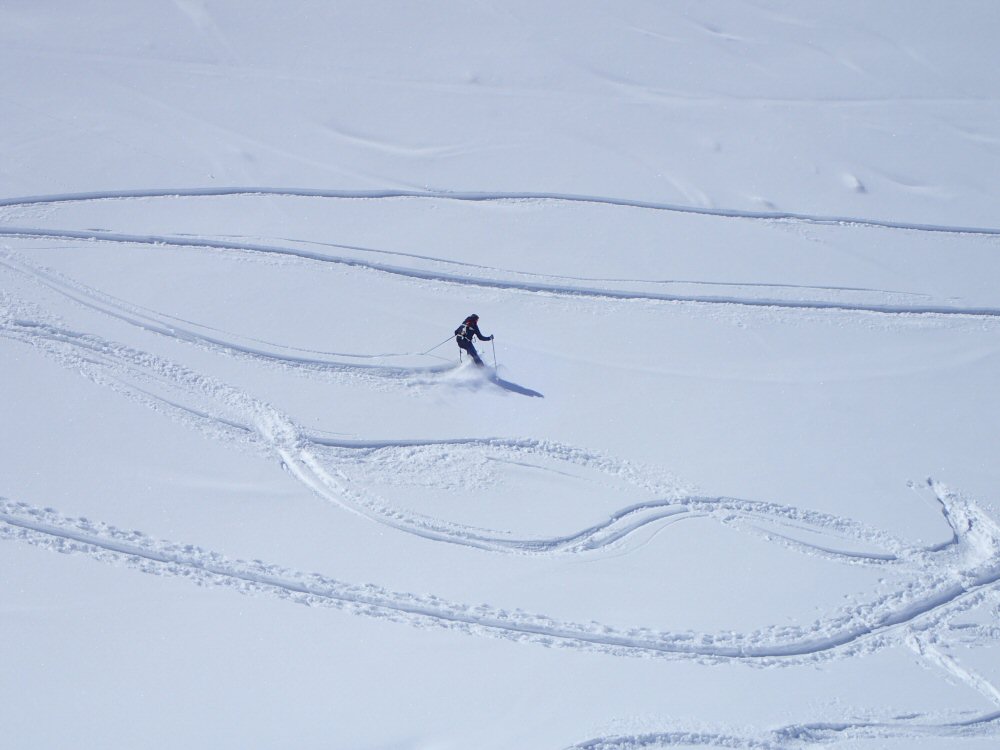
top-left (455, 316), bottom-right (477, 340)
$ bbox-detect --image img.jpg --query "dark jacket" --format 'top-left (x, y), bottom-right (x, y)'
top-left (455, 317), bottom-right (490, 344)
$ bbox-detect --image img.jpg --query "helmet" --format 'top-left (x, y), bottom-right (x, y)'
top-left (469, 313), bottom-right (479, 320)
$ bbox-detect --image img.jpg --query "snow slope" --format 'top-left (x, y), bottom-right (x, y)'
top-left (2, 2), bottom-right (1000, 748)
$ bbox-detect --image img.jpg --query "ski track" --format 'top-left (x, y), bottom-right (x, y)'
top-left (4, 481), bottom-right (1000, 748)
top-left (0, 311), bottom-right (951, 563)
top-left (2, 189), bottom-right (1000, 319)
top-left (4, 307), bottom-right (1000, 672)
top-left (566, 710), bottom-right (1000, 749)
top-left (5, 188), bottom-right (1000, 747)
top-left (270, 233), bottom-right (922, 298)
top-left (0, 311), bottom-right (690, 555)
top-left (3, 186), bottom-right (1000, 237)
top-left (0, 254), bottom-right (459, 380)
top-left (5, 225), bottom-right (999, 319)
top-left (1, 478), bottom-right (999, 671)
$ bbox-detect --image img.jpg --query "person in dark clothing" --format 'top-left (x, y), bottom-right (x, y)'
top-left (455, 313), bottom-right (493, 366)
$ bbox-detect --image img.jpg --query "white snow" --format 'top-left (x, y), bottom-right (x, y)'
top-left (2, 2), bottom-right (1000, 748)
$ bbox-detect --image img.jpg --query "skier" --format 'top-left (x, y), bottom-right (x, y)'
top-left (455, 313), bottom-right (493, 367)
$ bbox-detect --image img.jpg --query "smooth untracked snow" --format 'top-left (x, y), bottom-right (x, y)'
top-left (2, 2), bottom-right (1000, 749)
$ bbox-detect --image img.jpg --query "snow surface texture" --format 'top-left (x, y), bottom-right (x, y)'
top-left (2, 2), bottom-right (1000, 749)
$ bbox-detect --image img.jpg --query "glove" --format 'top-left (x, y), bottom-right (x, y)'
top-left (488, 335), bottom-right (494, 341)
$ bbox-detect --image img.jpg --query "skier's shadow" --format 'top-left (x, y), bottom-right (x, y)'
top-left (490, 372), bottom-right (544, 398)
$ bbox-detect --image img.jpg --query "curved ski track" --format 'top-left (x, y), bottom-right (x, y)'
top-left (3, 186), bottom-right (1000, 236)
top-left (3, 308), bottom-right (1000, 672)
top-left (566, 710), bottom-right (1000, 749)
top-left (2, 188), bottom-right (1000, 319)
top-left (0, 312), bottom-right (913, 560)
top-left (0, 254), bottom-right (456, 382)
top-left (1, 478), bottom-right (999, 670)
top-left (4, 225), bottom-right (999, 319)
top-left (5, 187), bottom-right (1000, 747)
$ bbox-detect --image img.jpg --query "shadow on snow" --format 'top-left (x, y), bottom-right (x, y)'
top-left (490, 372), bottom-right (544, 398)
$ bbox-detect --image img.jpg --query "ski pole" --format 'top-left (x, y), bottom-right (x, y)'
top-left (421, 334), bottom-right (455, 356)
top-left (491, 337), bottom-right (497, 368)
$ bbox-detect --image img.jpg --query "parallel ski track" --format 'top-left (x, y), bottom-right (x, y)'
top-left (5, 225), bottom-right (999, 319)
top-left (5, 188), bottom-right (1000, 746)
top-left (5, 311), bottom-right (1000, 666)
top-left (0, 255), bottom-right (454, 379)
top-left (2, 187), bottom-right (1000, 319)
top-left (0, 313), bottom-right (924, 561)
top-left (1, 479), bottom-right (999, 668)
